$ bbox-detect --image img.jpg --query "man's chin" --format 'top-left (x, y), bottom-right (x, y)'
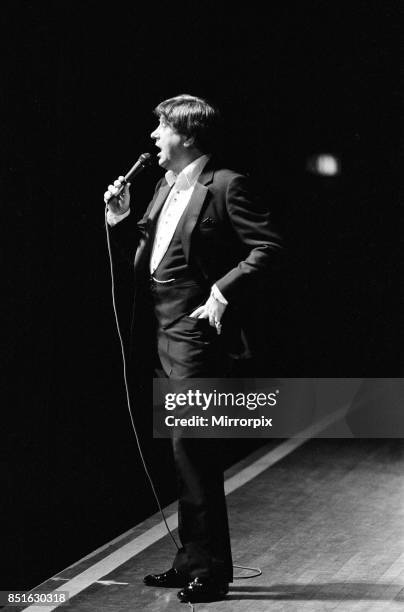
top-left (157, 156), bottom-right (168, 169)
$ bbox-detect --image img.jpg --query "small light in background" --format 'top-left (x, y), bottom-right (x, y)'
top-left (307, 154), bottom-right (341, 176)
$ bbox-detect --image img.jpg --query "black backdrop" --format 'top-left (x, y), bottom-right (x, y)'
top-left (2, 1), bottom-right (400, 589)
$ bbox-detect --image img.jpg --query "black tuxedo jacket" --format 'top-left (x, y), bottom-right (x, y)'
top-left (110, 159), bottom-right (282, 360)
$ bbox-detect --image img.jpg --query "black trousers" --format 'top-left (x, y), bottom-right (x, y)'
top-left (150, 278), bottom-right (234, 582)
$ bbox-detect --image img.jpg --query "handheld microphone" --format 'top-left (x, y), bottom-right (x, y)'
top-left (123, 152), bottom-right (153, 182)
top-left (111, 152), bottom-right (153, 200)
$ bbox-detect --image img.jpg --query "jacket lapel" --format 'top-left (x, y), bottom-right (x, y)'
top-left (134, 181), bottom-right (172, 273)
top-left (147, 181), bottom-right (172, 222)
top-left (180, 165), bottom-right (215, 262)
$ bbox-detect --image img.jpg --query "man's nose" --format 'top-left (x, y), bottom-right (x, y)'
top-left (150, 129), bottom-right (158, 140)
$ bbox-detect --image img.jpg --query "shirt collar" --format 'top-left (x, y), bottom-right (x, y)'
top-left (165, 154), bottom-right (210, 189)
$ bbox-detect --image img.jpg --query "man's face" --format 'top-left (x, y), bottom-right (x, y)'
top-left (151, 118), bottom-right (187, 172)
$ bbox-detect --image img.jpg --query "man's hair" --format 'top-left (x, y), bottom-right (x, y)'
top-left (154, 94), bottom-right (221, 153)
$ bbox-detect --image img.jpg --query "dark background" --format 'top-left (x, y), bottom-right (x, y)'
top-left (2, 0), bottom-right (401, 589)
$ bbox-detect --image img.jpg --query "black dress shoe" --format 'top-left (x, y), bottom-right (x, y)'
top-left (177, 577), bottom-right (229, 602)
top-left (143, 568), bottom-right (189, 588)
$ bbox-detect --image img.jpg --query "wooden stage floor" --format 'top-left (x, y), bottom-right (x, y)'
top-left (14, 439), bottom-right (404, 612)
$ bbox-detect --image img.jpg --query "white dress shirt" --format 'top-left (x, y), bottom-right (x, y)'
top-left (107, 154), bottom-right (227, 304)
top-left (150, 154), bottom-right (210, 273)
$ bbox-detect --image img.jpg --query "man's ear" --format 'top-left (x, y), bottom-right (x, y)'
top-left (183, 135), bottom-right (195, 148)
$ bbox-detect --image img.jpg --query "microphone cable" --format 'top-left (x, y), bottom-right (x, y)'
top-left (104, 204), bottom-right (262, 581)
top-left (104, 205), bottom-right (180, 551)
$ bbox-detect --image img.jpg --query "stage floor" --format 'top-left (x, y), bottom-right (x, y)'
top-left (14, 438), bottom-right (404, 612)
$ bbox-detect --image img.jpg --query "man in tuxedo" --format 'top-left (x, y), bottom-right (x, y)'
top-left (104, 94), bottom-right (282, 602)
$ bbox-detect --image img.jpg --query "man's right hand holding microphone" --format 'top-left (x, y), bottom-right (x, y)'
top-left (104, 176), bottom-right (131, 216)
